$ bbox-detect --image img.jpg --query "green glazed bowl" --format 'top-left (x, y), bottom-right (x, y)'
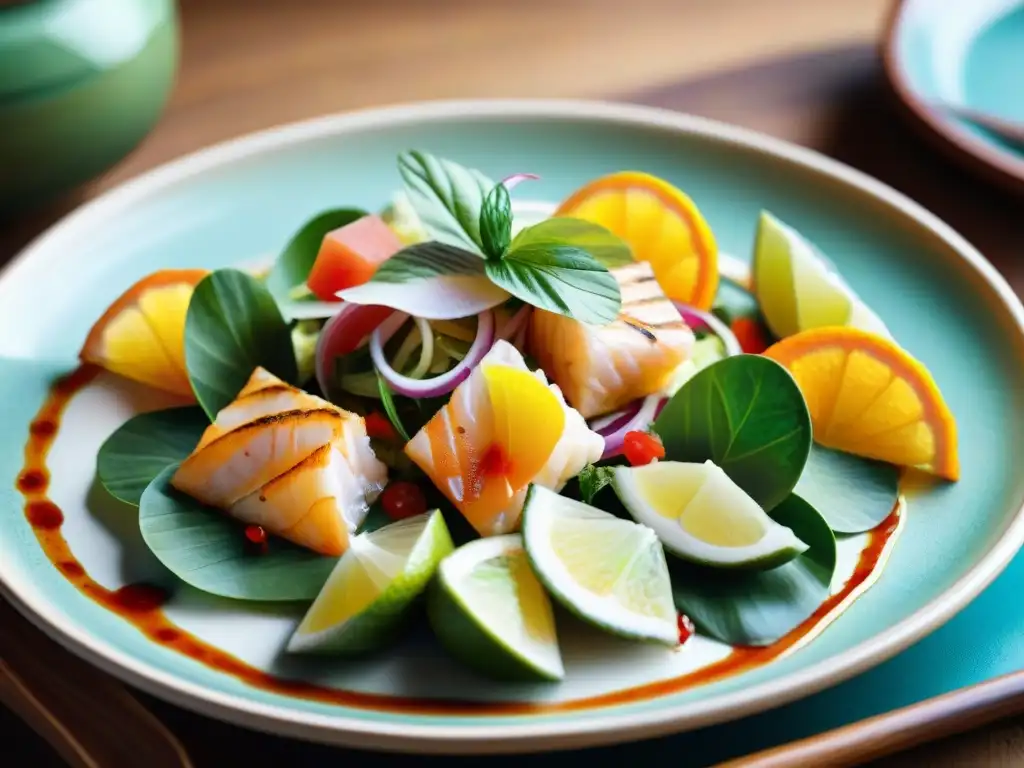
top-left (0, 0), bottom-right (178, 213)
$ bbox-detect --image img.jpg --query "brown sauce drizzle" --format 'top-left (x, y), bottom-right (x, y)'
top-left (17, 365), bottom-right (901, 714)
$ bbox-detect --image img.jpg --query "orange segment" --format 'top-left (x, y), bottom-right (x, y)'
top-left (482, 364), bottom-right (565, 490)
top-left (80, 269), bottom-right (208, 398)
top-left (555, 171), bottom-right (718, 309)
top-left (763, 327), bottom-right (959, 481)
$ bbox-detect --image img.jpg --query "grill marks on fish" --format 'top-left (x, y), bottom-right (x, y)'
top-left (528, 261), bottom-right (695, 418)
top-left (170, 368), bottom-right (387, 556)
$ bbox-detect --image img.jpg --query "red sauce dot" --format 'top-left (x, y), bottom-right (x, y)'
top-left (110, 583), bottom-right (169, 613)
top-left (677, 613), bottom-right (696, 645)
top-left (479, 444), bottom-right (514, 477)
top-left (154, 628), bottom-right (181, 643)
top-left (244, 525), bottom-right (267, 544)
top-left (58, 561), bottom-right (85, 578)
top-left (17, 469), bottom-right (48, 494)
top-left (380, 481), bottom-right (427, 520)
top-left (29, 419), bottom-right (57, 438)
top-left (26, 501), bottom-right (63, 529)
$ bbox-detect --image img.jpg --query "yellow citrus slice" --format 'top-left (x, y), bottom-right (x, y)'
top-left (763, 327), bottom-right (958, 481)
top-left (81, 269), bottom-right (209, 398)
top-left (555, 171), bottom-right (718, 309)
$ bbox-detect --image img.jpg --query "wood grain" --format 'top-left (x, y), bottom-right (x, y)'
top-left (3, 1), bottom-right (1024, 766)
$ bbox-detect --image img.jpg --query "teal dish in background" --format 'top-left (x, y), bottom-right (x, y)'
top-left (885, 0), bottom-right (1024, 192)
top-left (0, 0), bottom-right (178, 214)
top-left (0, 101), bottom-right (1023, 753)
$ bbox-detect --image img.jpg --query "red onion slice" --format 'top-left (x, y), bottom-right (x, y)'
top-left (371, 310), bottom-right (496, 398)
top-left (673, 302), bottom-right (742, 357)
top-left (502, 173), bottom-right (540, 191)
top-left (497, 305), bottom-right (532, 342)
top-left (590, 401), bottom-right (642, 436)
top-left (314, 303), bottom-right (394, 397)
top-left (600, 395), bottom-right (665, 459)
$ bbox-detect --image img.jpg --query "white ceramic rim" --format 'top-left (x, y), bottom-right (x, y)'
top-left (3, 99), bottom-right (1024, 755)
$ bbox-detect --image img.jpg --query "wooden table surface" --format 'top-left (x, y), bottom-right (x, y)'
top-left (3, 0), bottom-right (1024, 765)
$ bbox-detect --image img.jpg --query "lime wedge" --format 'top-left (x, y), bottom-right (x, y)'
top-left (613, 461), bottom-right (808, 570)
top-left (287, 510), bottom-right (453, 655)
top-left (521, 485), bottom-right (678, 646)
top-left (753, 211), bottom-right (890, 340)
top-left (428, 534), bottom-right (564, 681)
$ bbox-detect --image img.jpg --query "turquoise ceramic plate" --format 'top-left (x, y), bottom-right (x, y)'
top-left (885, 0), bottom-right (1024, 191)
top-left (1, 100), bottom-right (1023, 754)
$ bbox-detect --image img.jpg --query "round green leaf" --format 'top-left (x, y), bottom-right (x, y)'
top-left (185, 268), bottom-right (299, 419)
top-left (97, 407), bottom-right (209, 506)
top-left (794, 443), bottom-right (901, 533)
top-left (139, 466), bottom-right (335, 601)
top-left (265, 208), bottom-right (367, 300)
top-left (669, 493), bottom-right (837, 646)
top-left (653, 354), bottom-right (812, 511)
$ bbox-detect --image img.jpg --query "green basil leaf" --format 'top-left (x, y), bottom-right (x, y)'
top-left (398, 151), bottom-right (495, 252)
top-left (139, 466), bottom-right (336, 601)
top-left (265, 208), bottom-right (367, 300)
top-left (479, 182), bottom-right (512, 259)
top-left (794, 443), bottom-right (900, 533)
top-left (97, 407), bottom-right (209, 506)
top-left (185, 269), bottom-right (299, 420)
top-left (517, 217), bottom-right (633, 268)
top-left (577, 465), bottom-right (616, 505)
top-left (370, 242), bottom-right (485, 283)
top-left (670, 493), bottom-right (836, 646)
top-left (377, 372), bottom-right (411, 442)
top-left (653, 355), bottom-right (812, 511)
top-left (485, 229), bottom-right (621, 324)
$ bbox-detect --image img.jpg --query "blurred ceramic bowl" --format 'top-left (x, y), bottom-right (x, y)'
top-left (0, 0), bottom-right (178, 213)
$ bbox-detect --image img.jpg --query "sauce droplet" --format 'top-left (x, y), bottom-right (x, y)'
top-left (17, 469), bottom-right (48, 494)
top-left (29, 419), bottom-right (57, 438)
top-left (677, 613), bottom-right (696, 645)
top-left (109, 583), bottom-right (169, 613)
top-left (26, 500), bottom-right (62, 529)
top-left (479, 443), bottom-right (513, 477)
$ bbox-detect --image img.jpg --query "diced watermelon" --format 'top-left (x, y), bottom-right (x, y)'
top-left (306, 215), bottom-right (403, 301)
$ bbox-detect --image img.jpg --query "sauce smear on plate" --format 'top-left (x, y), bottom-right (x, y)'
top-left (14, 365), bottom-right (901, 714)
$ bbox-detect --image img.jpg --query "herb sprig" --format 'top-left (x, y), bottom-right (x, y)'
top-left (357, 151), bottom-right (634, 325)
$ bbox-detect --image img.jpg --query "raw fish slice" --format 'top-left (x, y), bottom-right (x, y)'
top-left (406, 341), bottom-right (602, 536)
top-left (172, 409), bottom-right (344, 509)
top-left (529, 261), bottom-right (694, 418)
top-left (230, 436), bottom-right (385, 556)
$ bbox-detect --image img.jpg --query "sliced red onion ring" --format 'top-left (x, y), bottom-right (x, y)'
top-left (371, 310), bottom-right (496, 398)
top-left (315, 303), bottom-right (395, 397)
top-left (502, 173), bottom-right (540, 192)
top-left (600, 394), bottom-right (665, 459)
top-left (590, 400), bottom-right (642, 436)
top-left (497, 305), bottom-right (532, 342)
top-left (673, 302), bottom-right (742, 357)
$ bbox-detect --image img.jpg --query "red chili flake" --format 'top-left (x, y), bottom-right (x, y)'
top-left (677, 613), bottom-right (696, 645)
top-left (364, 411), bottom-right (398, 440)
top-left (623, 431), bottom-right (665, 466)
top-left (479, 443), bottom-right (514, 477)
top-left (380, 481), bottom-right (427, 521)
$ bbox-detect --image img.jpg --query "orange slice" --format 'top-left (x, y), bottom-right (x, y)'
top-left (80, 269), bottom-right (208, 398)
top-left (763, 327), bottom-right (958, 481)
top-left (555, 171), bottom-right (718, 309)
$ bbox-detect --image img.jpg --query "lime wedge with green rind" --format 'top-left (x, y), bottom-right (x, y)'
top-left (521, 485), bottom-right (678, 646)
top-left (753, 211), bottom-right (890, 340)
top-left (428, 534), bottom-right (564, 682)
top-left (613, 461), bottom-right (808, 570)
top-left (287, 510), bottom-right (453, 655)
